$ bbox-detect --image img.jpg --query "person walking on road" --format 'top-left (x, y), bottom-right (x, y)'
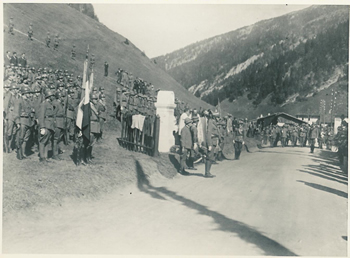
top-left (308, 123), bottom-right (319, 153)
top-left (179, 118), bottom-right (193, 175)
top-left (233, 120), bottom-right (245, 160)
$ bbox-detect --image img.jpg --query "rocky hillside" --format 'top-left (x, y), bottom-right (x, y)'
top-left (154, 5), bottom-right (348, 118)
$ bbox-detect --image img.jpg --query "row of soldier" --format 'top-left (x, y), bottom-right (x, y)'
top-left (3, 61), bottom-right (107, 165)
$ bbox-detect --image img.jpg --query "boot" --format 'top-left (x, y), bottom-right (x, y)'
top-left (7, 136), bottom-right (12, 153)
top-left (17, 145), bottom-right (23, 160)
top-left (52, 140), bottom-right (60, 160)
top-left (21, 142), bottom-right (27, 159)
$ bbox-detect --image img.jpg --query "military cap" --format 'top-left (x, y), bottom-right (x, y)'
top-left (45, 90), bottom-right (55, 98)
top-left (10, 85), bottom-right (18, 90)
top-left (92, 94), bottom-right (98, 100)
top-left (122, 88), bottom-right (127, 92)
top-left (100, 94), bottom-right (106, 99)
top-left (212, 111), bottom-right (220, 117)
top-left (116, 88), bottom-right (121, 92)
top-left (100, 87), bottom-right (105, 90)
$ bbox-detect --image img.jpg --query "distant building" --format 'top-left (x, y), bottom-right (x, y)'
top-left (257, 112), bottom-right (307, 128)
top-left (296, 114), bottom-right (320, 124)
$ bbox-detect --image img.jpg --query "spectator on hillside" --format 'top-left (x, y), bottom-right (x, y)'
top-left (4, 51), bottom-right (12, 66)
top-left (53, 34), bottom-right (59, 51)
top-left (71, 45), bottom-right (76, 60)
top-left (8, 17), bottom-right (14, 35)
top-left (10, 52), bottom-right (18, 66)
top-left (46, 32), bottom-right (51, 48)
top-left (104, 61), bottom-right (109, 76)
top-left (28, 23), bottom-right (33, 41)
top-left (19, 53), bottom-right (27, 68)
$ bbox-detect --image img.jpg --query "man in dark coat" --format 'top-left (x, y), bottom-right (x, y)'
top-left (180, 118), bottom-right (193, 174)
top-left (104, 61), bottom-right (109, 76)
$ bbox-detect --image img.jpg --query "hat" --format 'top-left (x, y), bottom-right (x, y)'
top-left (45, 90), bottom-right (54, 98)
top-left (184, 118), bottom-right (192, 125)
top-left (213, 112), bottom-right (220, 117)
top-left (116, 88), bottom-right (121, 92)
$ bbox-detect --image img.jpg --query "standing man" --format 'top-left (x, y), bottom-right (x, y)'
top-left (86, 95), bottom-right (101, 164)
top-left (10, 52), bottom-right (18, 66)
top-left (203, 110), bottom-right (217, 178)
top-left (5, 85), bottom-right (21, 153)
top-left (46, 32), bottom-right (51, 48)
top-left (5, 51), bottom-right (12, 66)
top-left (299, 127), bottom-right (306, 147)
top-left (19, 53), bottom-right (27, 68)
top-left (308, 123), bottom-right (319, 153)
top-left (52, 92), bottom-right (66, 160)
top-left (179, 118), bottom-right (193, 175)
top-left (53, 34), bottom-right (59, 51)
top-left (98, 94), bottom-right (107, 141)
top-left (71, 45), bottom-right (76, 60)
top-left (38, 90), bottom-right (55, 162)
top-left (281, 125), bottom-right (288, 147)
top-left (104, 61), bottom-right (109, 77)
top-left (233, 120), bottom-right (245, 160)
top-left (8, 17), bottom-right (14, 35)
top-left (28, 23), bottom-right (33, 41)
top-left (18, 87), bottom-right (34, 159)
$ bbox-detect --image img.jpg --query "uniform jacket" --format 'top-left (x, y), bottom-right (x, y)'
top-left (204, 118), bottom-right (219, 148)
top-left (53, 99), bottom-right (65, 129)
top-left (234, 128), bottom-right (245, 142)
top-left (180, 125), bottom-right (193, 149)
top-left (309, 127), bottom-right (319, 139)
top-left (20, 98), bottom-right (34, 127)
top-left (190, 124), bottom-right (198, 145)
top-left (10, 56), bottom-right (18, 66)
top-left (7, 94), bottom-right (21, 123)
top-left (39, 100), bottom-right (55, 130)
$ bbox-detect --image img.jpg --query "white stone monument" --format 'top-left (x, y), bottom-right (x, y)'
top-left (155, 91), bottom-right (177, 153)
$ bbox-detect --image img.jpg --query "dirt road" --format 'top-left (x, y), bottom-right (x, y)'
top-left (3, 147), bottom-right (347, 256)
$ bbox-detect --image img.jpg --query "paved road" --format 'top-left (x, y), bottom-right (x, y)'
top-left (3, 147), bottom-right (347, 256)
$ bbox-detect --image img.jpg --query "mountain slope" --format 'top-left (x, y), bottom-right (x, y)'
top-left (153, 5), bottom-right (348, 118)
top-left (3, 3), bottom-right (212, 122)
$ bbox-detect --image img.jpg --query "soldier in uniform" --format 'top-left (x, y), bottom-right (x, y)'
top-left (308, 123), bottom-right (319, 153)
top-left (18, 87), bottom-right (34, 159)
top-left (71, 45), bottom-right (76, 60)
top-left (53, 34), bottom-right (59, 51)
top-left (46, 32), bottom-right (51, 48)
top-left (203, 110), bottom-right (217, 178)
top-left (52, 92), bottom-right (66, 160)
top-left (8, 17), bottom-right (14, 35)
top-left (179, 118), bottom-right (193, 174)
top-left (98, 94), bottom-right (107, 141)
top-left (281, 124), bottom-right (288, 147)
top-left (5, 85), bottom-right (21, 153)
top-left (90, 54), bottom-right (95, 69)
top-left (104, 61), bottom-right (109, 77)
top-left (299, 127), bottom-right (306, 147)
top-left (38, 90), bottom-right (55, 162)
top-left (28, 23), bottom-right (33, 41)
top-left (66, 89), bottom-right (78, 142)
top-left (86, 95), bottom-right (102, 163)
top-left (233, 120), bottom-right (245, 160)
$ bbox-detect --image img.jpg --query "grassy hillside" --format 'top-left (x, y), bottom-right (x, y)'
top-left (3, 3), bottom-right (212, 122)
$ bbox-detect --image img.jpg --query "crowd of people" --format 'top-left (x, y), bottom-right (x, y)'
top-left (3, 51), bottom-right (109, 165)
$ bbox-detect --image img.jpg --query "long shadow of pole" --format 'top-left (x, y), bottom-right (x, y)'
top-left (135, 159), bottom-right (297, 256)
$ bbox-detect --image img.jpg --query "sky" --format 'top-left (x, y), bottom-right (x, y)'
top-left (93, 3), bottom-right (310, 58)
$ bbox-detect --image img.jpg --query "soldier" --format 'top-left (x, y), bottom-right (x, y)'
top-left (28, 23), bottom-right (33, 41)
top-left (53, 34), bottom-right (59, 51)
top-left (5, 85), bottom-right (21, 153)
top-left (281, 125), bottom-right (288, 147)
top-left (318, 126), bottom-right (325, 149)
top-left (86, 94), bottom-right (102, 163)
top-left (10, 52), bottom-right (18, 66)
top-left (38, 90), bottom-right (55, 162)
top-left (187, 115), bottom-right (199, 170)
top-left (202, 110), bottom-right (217, 178)
top-left (19, 53), bottom-right (27, 68)
top-left (233, 120), bottom-right (245, 160)
top-left (18, 87), bottom-right (34, 159)
top-left (98, 94), bottom-right (107, 141)
top-left (308, 123), bottom-right (319, 153)
top-left (104, 61), bottom-right (109, 76)
top-left (71, 45), bottom-right (76, 60)
top-left (66, 89), bottom-right (77, 142)
top-left (8, 17), bottom-right (14, 35)
top-left (116, 68), bottom-right (122, 84)
top-left (52, 92), bottom-right (66, 160)
top-left (46, 32), bottom-right (51, 48)
top-left (226, 114), bottom-right (233, 135)
top-left (299, 127), bottom-right (306, 147)
top-left (179, 118), bottom-right (193, 174)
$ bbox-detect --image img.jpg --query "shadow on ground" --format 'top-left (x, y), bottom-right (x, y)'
top-left (297, 149), bottom-right (347, 199)
top-left (135, 159), bottom-right (297, 256)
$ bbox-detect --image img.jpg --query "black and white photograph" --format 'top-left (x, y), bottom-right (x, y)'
top-left (2, 0), bottom-right (349, 256)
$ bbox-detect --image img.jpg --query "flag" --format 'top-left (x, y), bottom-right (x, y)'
top-left (216, 98), bottom-right (222, 118)
top-left (82, 58), bottom-right (88, 90)
top-left (82, 77), bottom-right (91, 141)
